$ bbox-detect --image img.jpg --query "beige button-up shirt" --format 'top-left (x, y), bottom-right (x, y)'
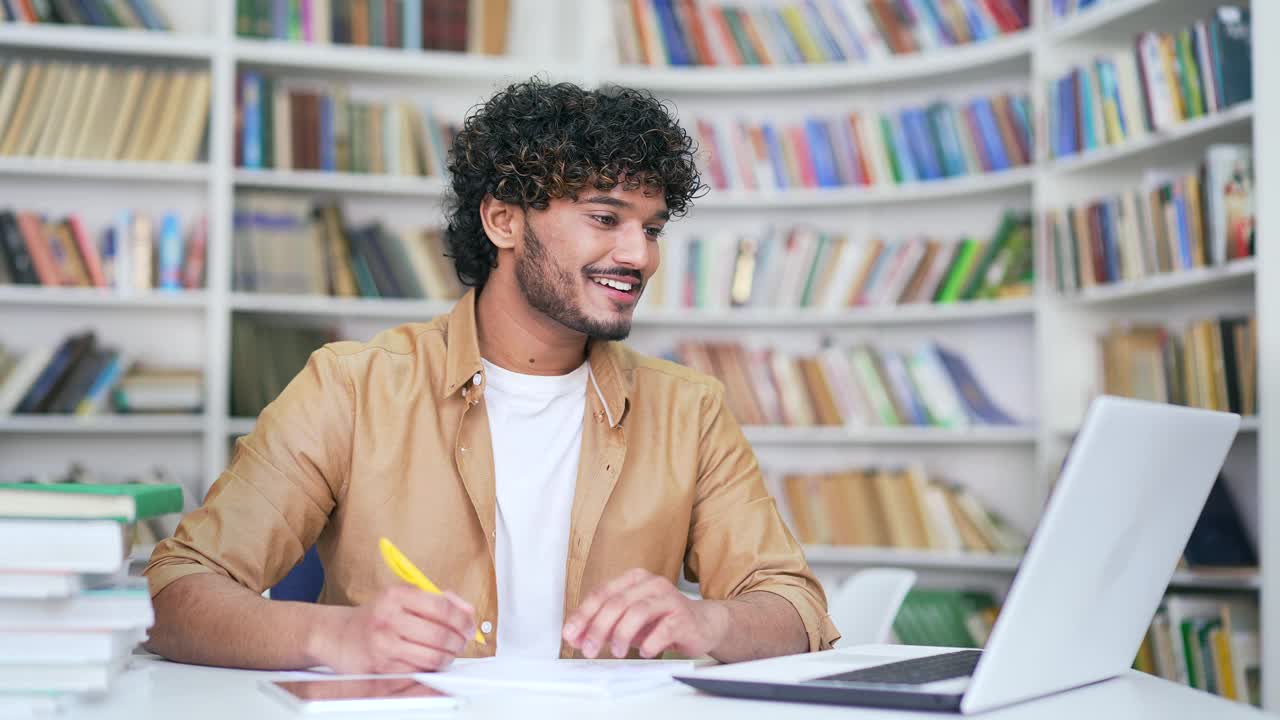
top-left (146, 290), bottom-right (839, 657)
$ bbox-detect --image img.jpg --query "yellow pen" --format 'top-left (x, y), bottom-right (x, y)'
top-left (379, 537), bottom-right (486, 645)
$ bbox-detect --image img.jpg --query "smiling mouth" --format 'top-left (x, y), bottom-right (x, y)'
top-left (590, 277), bottom-right (637, 293)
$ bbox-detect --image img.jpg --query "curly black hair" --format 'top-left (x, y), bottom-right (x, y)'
top-left (443, 78), bottom-right (706, 288)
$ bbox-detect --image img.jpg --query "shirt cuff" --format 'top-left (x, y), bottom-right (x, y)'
top-left (143, 556), bottom-right (217, 598)
top-left (754, 585), bottom-right (841, 652)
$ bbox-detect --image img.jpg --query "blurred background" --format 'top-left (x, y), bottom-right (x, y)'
top-left (0, 0), bottom-right (1268, 710)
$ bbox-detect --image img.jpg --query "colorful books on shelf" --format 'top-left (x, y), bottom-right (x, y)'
top-left (892, 589), bottom-right (999, 647)
top-left (1047, 5), bottom-right (1251, 158)
top-left (0, 334), bottom-right (203, 417)
top-left (695, 92), bottom-right (1032, 193)
top-left (1099, 313), bottom-right (1256, 416)
top-left (0, 0), bottom-right (172, 28)
top-left (0, 209), bottom-right (207, 292)
top-left (235, 72), bottom-right (459, 174)
top-left (612, 0), bottom-right (1030, 67)
top-left (670, 340), bottom-right (1020, 428)
top-left (1049, 0), bottom-right (1103, 20)
top-left (233, 193), bottom-right (464, 300)
top-left (643, 211), bottom-right (1032, 311)
top-left (1046, 143), bottom-right (1253, 291)
top-left (235, 0), bottom-right (511, 55)
top-left (230, 315), bottom-right (333, 418)
top-left (1135, 594), bottom-right (1260, 706)
top-left (780, 465), bottom-right (1026, 553)
top-left (0, 59), bottom-right (210, 164)
top-left (0, 482), bottom-right (182, 703)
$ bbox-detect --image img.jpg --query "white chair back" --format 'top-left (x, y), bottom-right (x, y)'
top-left (828, 568), bottom-right (917, 646)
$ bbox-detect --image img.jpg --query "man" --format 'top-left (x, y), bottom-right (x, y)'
top-left (144, 79), bottom-right (838, 672)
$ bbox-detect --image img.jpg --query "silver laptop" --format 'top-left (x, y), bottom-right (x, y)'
top-left (676, 396), bottom-right (1240, 713)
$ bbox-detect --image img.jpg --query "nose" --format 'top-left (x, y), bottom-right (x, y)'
top-left (611, 222), bottom-right (651, 270)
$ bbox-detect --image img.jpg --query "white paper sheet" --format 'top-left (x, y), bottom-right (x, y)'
top-left (419, 658), bottom-right (695, 698)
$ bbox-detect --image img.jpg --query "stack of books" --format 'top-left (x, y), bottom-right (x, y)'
top-left (233, 194), bottom-right (463, 300)
top-left (0, 209), bottom-right (207, 292)
top-left (0, 481), bottom-right (183, 708)
top-left (0, 333), bottom-right (204, 417)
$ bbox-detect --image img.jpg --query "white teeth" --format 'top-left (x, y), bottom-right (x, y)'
top-left (592, 277), bottom-right (633, 292)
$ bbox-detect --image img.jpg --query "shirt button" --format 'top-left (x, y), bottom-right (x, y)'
top-left (472, 373), bottom-right (482, 386)
top-left (481, 621), bottom-right (493, 634)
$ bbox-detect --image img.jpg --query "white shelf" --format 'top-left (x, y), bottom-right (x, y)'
top-left (233, 38), bottom-right (583, 83)
top-left (231, 294), bottom-right (1035, 326)
top-left (1064, 258), bottom-right (1256, 305)
top-left (230, 292), bottom-right (454, 318)
top-left (802, 545), bottom-right (1022, 573)
top-left (0, 287), bottom-right (207, 309)
top-left (0, 414), bottom-right (205, 435)
top-left (743, 425), bottom-right (1038, 446)
top-left (225, 419), bottom-right (1037, 445)
top-left (1054, 415), bottom-right (1259, 438)
top-left (1049, 0), bottom-right (1162, 43)
top-left (1169, 568), bottom-right (1261, 591)
top-left (233, 169), bottom-right (446, 197)
top-left (636, 299), bottom-right (1035, 327)
top-left (606, 32), bottom-right (1033, 93)
top-left (697, 167), bottom-right (1035, 210)
top-left (1047, 102), bottom-right (1254, 174)
top-left (0, 157), bottom-right (210, 183)
top-left (804, 546), bottom-right (1260, 591)
top-left (0, 25), bottom-right (215, 59)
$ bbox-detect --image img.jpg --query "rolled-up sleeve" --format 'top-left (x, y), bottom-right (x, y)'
top-left (144, 347), bottom-right (353, 598)
top-left (683, 384), bottom-right (840, 652)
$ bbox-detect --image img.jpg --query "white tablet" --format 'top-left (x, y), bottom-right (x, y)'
top-left (260, 676), bottom-right (461, 714)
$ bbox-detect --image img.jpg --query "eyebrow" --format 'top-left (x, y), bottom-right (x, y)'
top-left (581, 194), bottom-right (670, 221)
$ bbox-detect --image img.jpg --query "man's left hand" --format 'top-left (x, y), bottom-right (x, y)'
top-left (562, 568), bottom-right (730, 659)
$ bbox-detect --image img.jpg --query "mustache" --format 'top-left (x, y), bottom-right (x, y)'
top-left (584, 267), bottom-right (643, 282)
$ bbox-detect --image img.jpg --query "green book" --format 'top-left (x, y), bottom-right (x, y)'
top-left (0, 483), bottom-right (184, 523)
top-left (935, 238), bottom-right (981, 303)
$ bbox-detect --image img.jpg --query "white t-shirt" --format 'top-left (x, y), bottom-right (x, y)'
top-left (481, 357), bottom-right (588, 658)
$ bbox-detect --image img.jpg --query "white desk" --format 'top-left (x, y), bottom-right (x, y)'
top-left (72, 646), bottom-right (1270, 720)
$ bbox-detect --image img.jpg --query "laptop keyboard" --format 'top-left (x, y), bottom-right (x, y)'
top-left (812, 650), bottom-right (983, 686)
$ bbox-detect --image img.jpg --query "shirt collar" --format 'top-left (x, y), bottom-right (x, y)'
top-left (442, 289), bottom-right (632, 427)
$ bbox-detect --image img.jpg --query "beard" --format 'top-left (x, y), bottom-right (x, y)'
top-left (515, 223), bottom-right (635, 341)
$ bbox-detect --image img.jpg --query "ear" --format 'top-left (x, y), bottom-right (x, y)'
top-left (480, 194), bottom-right (519, 250)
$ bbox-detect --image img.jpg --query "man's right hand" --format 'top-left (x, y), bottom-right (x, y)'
top-left (307, 586), bottom-right (478, 673)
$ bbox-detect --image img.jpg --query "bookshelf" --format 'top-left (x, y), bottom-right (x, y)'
top-left (0, 0), bottom-right (1270, 707)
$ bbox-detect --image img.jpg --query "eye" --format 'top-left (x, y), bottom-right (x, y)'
top-left (645, 226), bottom-right (666, 239)
top-left (591, 214), bottom-right (617, 227)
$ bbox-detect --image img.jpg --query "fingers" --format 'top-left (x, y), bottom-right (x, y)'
top-left (567, 572), bottom-right (677, 658)
top-left (606, 596), bottom-right (678, 658)
top-left (563, 567), bottom-right (652, 642)
top-left (638, 613), bottom-right (688, 659)
top-left (397, 587), bottom-right (476, 649)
